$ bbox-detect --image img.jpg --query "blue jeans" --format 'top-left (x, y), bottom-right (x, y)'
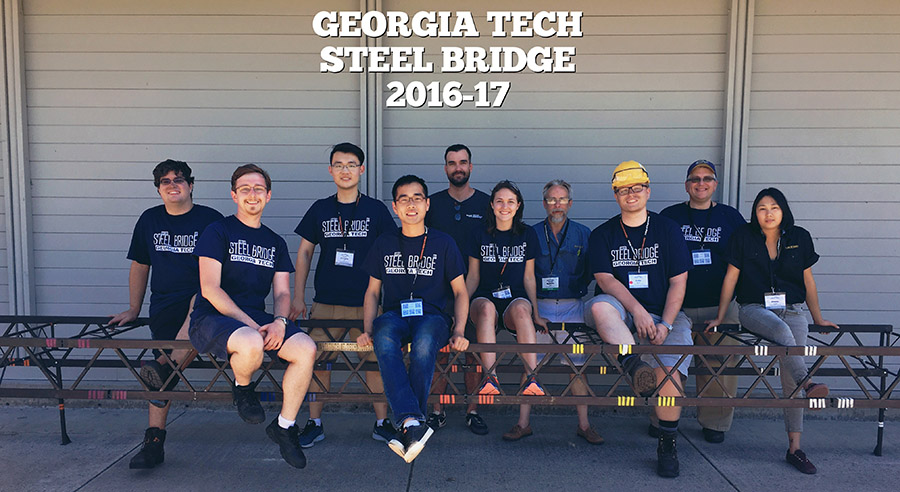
top-left (373, 311), bottom-right (450, 424)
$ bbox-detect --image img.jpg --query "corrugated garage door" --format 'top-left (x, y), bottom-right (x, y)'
top-left (746, 0), bottom-right (900, 325)
top-left (381, 0), bottom-right (734, 229)
top-left (23, 0), bottom-right (362, 315)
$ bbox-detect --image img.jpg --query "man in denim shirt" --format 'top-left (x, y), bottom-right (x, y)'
top-left (530, 180), bottom-right (602, 444)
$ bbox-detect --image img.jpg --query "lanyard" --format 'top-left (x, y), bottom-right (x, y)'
top-left (620, 215), bottom-right (650, 273)
top-left (686, 202), bottom-right (713, 250)
top-left (543, 218), bottom-right (570, 274)
top-left (495, 231), bottom-right (516, 287)
top-left (766, 234), bottom-right (783, 293)
top-left (335, 192), bottom-right (361, 248)
top-left (408, 227), bottom-right (428, 299)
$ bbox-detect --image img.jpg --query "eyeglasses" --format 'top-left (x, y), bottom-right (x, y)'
top-left (686, 176), bottom-right (717, 184)
top-left (159, 177), bottom-right (187, 186)
top-left (395, 195), bottom-right (426, 206)
top-left (331, 163), bottom-right (360, 171)
top-left (544, 197), bottom-right (571, 205)
top-left (234, 185), bottom-right (268, 195)
top-left (614, 184), bottom-right (648, 196)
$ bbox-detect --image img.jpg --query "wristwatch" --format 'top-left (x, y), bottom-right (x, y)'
top-left (660, 320), bottom-right (673, 331)
top-left (275, 316), bottom-right (288, 327)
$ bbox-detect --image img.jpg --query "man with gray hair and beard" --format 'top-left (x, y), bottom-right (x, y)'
top-left (526, 180), bottom-right (602, 444)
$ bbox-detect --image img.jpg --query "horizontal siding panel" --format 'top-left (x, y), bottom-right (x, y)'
top-left (755, 0), bottom-right (900, 16)
top-left (748, 146), bottom-right (900, 165)
top-left (745, 165), bottom-right (900, 184)
top-left (753, 34), bottom-right (900, 54)
top-left (25, 14), bottom-right (326, 35)
top-left (32, 180), bottom-right (353, 200)
top-left (388, 0), bottom-right (728, 16)
top-left (28, 53), bottom-right (334, 72)
top-left (28, 125), bottom-right (357, 145)
top-left (28, 108), bottom-right (359, 127)
top-left (748, 109), bottom-right (900, 129)
top-left (28, 143), bottom-right (359, 163)
top-left (27, 0), bottom-right (356, 15)
top-left (25, 33), bottom-right (340, 54)
top-left (27, 89), bottom-right (360, 109)
top-left (750, 91), bottom-right (900, 110)
top-left (751, 72), bottom-right (900, 91)
top-left (747, 129), bottom-right (900, 147)
top-left (383, 128), bottom-right (722, 148)
top-left (31, 162), bottom-right (338, 180)
top-left (384, 146), bottom-right (724, 166)
top-left (756, 15), bottom-right (900, 35)
top-left (382, 73), bottom-right (725, 93)
top-left (385, 110), bottom-right (723, 129)
top-left (754, 54), bottom-right (900, 73)
top-left (27, 71), bottom-right (357, 91)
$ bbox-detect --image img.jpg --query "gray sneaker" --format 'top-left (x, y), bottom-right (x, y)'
top-left (298, 419), bottom-right (324, 448)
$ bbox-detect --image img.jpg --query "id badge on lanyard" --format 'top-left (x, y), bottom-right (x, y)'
top-left (401, 298), bottom-right (424, 317)
top-left (492, 285), bottom-right (512, 299)
top-left (628, 272), bottom-right (649, 289)
top-left (764, 291), bottom-right (787, 310)
top-left (335, 248), bottom-right (355, 267)
top-left (541, 277), bottom-right (559, 291)
top-left (692, 249), bottom-right (712, 266)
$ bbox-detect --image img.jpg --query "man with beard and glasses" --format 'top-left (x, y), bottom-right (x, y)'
top-left (424, 144), bottom-right (491, 435)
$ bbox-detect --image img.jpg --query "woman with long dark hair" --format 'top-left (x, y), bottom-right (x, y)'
top-left (707, 187), bottom-right (837, 474)
top-left (464, 180), bottom-right (548, 441)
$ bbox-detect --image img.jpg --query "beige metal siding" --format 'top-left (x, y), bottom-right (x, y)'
top-left (747, 0), bottom-right (900, 325)
top-left (24, 0), bottom-right (361, 315)
top-left (381, 0), bottom-right (733, 229)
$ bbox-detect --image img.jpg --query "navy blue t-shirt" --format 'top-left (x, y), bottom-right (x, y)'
top-left (425, 189), bottom-right (490, 252)
top-left (468, 227), bottom-right (540, 300)
top-left (127, 204), bottom-right (223, 316)
top-left (294, 193), bottom-right (396, 306)
top-left (660, 202), bottom-right (746, 308)
top-left (192, 215), bottom-right (295, 315)
top-left (589, 212), bottom-right (692, 316)
top-left (725, 224), bottom-right (819, 306)
top-left (364, 228), bottom-right (465, 315)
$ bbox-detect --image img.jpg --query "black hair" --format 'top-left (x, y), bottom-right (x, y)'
top-left (443, 144), bottom-right (471, 163)
top-left (231, 164), bottom-right (271, 191)
top-left (749, 187), bottom-right (795, 233)
top-left (330, 142), bottom-right (365, 166)
top-left (152, 159), bottom-right (194, 187)
top-left (487, 180), bottom-right (526, 236)
top-left (392, 174), bottom-right (428, 201)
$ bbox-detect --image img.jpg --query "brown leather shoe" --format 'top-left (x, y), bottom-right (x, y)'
top-left (502, 424), bottom-right (533, 441)
top-left (576, 425), bottom-right (605, 445)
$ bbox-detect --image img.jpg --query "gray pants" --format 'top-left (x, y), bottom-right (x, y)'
top-left (738, 303), bottom-right (810, 433)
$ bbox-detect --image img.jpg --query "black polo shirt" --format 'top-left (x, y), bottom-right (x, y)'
top-left (725, 224), bottom-right (819, 305)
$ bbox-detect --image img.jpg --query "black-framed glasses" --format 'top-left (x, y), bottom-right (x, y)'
top-left (395, 195), bottom-right (426, 206)
top-left (686, 176), bottom-right (717, 184)
top-left (614, 184), bottom-right (648, 196)
top-left (331, 163), bottom-right (360, 171)
top-left (159, 177), bottom-right (187, 186)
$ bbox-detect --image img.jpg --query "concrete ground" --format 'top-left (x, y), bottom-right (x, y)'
top-left (1, 403), bottom-right (897, 492)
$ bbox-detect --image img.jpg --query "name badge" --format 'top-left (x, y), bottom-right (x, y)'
top-left (541, 277), bottom-right (559, 291)
top-left (692, 249), bottom-right (712, 266)
top-left (401, 298), bottom-right (424, 317)
top-left (492, 286), bottom-right (512, 299)
top-left (335, 249), bottom-right (355, 267)
top-left (764, 292), bottom-right (787, 310)
top-left (628, 272), bottom-right (649, 289)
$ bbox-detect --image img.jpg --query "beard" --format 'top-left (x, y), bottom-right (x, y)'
top-left (548, 212), bottom-right (566, 224)
top-left (448, 171), bottom-right (470, 187)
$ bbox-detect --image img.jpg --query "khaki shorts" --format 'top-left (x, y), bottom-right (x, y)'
top-left (309, 302), bottom-right (377, 363)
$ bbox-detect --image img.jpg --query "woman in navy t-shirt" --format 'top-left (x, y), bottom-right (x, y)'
top-left (465, 180), bottom-right (548, 440)
top-left (707, 187), bottom-right (838, 475)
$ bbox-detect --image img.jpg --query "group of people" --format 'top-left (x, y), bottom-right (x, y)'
top-left (111, 143), bottom-right (838, 478)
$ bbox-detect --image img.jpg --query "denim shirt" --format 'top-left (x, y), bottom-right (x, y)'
top-left (532, 218), bottom-right (591, 299)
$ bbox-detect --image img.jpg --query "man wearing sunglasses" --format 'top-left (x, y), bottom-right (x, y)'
top-left (585, 160), bottom-right (692, 478)
top-left (111, 159), bottom-right (223, 470)
top-left (289, 142), bottom-right (396, 447)
top-left (658, 160), bottom-right (746, 444)
top-left (424, 144), bottom-right (491, 435)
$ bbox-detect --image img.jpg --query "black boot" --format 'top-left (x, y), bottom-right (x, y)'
top-left (129, 427), bottom-right (166, 469)
top-left (656, 430), bottom-right (680, 478)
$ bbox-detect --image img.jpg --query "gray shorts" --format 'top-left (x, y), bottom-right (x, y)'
top-left (585, 294), bottom-right (693, 375)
